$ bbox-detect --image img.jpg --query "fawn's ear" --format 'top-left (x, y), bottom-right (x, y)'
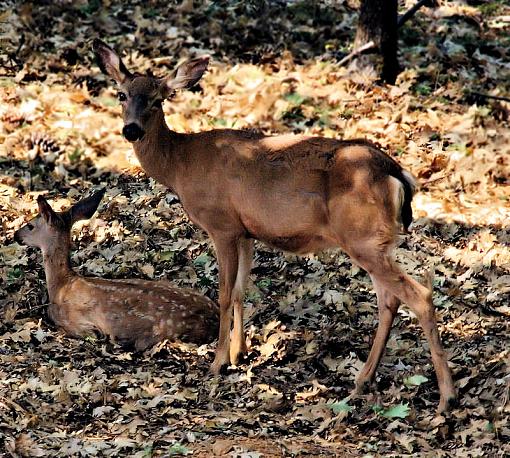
top-left (68, 189), bottom-right (106, 224)
top-left (93, 39), bottom-right (132, 85)
top-left (160, 55), bottom-right (209, 97)
top-left (37, 195), bottom-right (57, 222)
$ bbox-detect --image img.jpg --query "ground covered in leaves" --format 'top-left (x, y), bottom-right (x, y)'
top-left (1, 1), bottom-right (509, 456)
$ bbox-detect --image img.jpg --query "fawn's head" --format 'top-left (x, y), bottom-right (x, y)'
top-left (14, 190), bottom-right (105, 253)
top-left (93, 39), bottom-right (209, 143)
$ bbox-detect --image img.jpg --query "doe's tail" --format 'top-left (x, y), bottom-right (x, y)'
top-left (393, 169), bottom-right (418, 232)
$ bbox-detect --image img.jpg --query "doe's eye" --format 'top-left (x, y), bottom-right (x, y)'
top-left (27, 223), bottom-right (34, 231)
top-left (118, 92), bottom-right (127, 102)
top-left (151, 99), bottom-right (163, 108)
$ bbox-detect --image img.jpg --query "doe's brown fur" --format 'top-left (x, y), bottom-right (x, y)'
top-left (93, 39), bottom-right (456, 413)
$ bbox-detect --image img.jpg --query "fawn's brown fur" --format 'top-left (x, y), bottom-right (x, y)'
top-left (14, 190), bottom-right (218, 349)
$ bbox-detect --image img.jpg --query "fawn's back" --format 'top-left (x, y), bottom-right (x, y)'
top-left (51, 276), bottom-right (218, 350)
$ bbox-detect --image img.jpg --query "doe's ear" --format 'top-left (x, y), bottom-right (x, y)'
top-left (68, 189), bottom-right (106, 225)
top-left (160, 55), bottom-right (209, 97)
top-left (37, 195), bottom-right (57, 222)
top-left (93, 39), bottom-right (132, 85)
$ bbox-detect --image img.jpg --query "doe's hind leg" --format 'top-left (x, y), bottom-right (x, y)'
top-left (348, 245), bottom-right (456, 413)
top-left (356, 277), bottom-right (400, 394)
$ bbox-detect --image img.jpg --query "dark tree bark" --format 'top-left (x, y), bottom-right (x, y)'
top-left (353, 0), bottom-right (399, 84)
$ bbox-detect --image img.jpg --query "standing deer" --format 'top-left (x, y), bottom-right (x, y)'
top-left (14, 190), bottom-right (218, 349)
top-left (93, 39), bottom-right (456, 412)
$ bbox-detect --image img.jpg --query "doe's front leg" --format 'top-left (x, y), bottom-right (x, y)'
top-left (210, 236), bottom-right (240, 374)
top-left (229, 237), bottom-right (253, 365)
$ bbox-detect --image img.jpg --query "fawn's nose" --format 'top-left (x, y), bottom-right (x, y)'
top-left (122, 123), bottom-right (145, 142)
top-left (14, 231), bottom-right (23, 245)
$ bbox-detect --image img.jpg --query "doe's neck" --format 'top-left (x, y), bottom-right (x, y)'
top-left (132, 109), bottom-right (184, 187)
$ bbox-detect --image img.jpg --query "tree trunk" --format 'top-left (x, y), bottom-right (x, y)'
top-left (354, 0), bottom-right (398, 84)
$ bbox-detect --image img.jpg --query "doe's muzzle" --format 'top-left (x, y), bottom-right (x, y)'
top-left (122, 123), bottom-right (145, 142)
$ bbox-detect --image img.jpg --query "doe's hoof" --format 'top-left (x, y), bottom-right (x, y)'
top-left (229, 348), bottom-right (248, 366)
top-left (210, 358), bottom-right (229, 376)
top-left (437, 394), bottom-right (458, 414)
top-left (354, 379), bottom-right (374, 395)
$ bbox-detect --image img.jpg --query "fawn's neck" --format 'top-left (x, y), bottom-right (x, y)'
top-left (133, 109), bottom-right (181, 189)
top-left (42, 244), bottom-right (74, 303)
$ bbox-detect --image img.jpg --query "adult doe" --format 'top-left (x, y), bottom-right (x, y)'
top-left (93, 39), bottom-right (456, 412)
top-left (14, 190), bottom-right (218, 349)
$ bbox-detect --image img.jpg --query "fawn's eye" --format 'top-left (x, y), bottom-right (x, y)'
top-left (151, 99), bottom-right (163, 108)
top-left (118, 92), bottom-right (127, 102)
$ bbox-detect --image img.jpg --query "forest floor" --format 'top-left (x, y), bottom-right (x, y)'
top-left (1, 1), bottom-right (509, 456)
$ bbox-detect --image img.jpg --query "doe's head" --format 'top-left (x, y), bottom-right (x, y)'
top-left (92, 39), bottom-right (209, 143)
top-left (14, 190), bottom-right (105, 253)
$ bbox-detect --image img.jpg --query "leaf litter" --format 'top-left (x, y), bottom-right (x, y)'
top-left (0, 1), bottom-right (509, 456)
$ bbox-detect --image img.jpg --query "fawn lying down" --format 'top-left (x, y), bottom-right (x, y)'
top-left (14, 190), bottom-right (218, 349)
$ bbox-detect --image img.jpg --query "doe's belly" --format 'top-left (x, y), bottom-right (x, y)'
top-left (258, 233), bottom-right (334, 254)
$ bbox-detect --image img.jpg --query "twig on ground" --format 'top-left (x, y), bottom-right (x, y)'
top-left (338, 40), bottom-right (376, 66)
top-left (421, 174), bottom-right (447, 186)
top-left (470, 92), bottom-right (510, 103)
top-left (398, 0), bottom-right (437, 28)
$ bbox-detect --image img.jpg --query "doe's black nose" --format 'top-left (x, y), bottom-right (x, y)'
top-left (122, 123), bottom-right (145, 142)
